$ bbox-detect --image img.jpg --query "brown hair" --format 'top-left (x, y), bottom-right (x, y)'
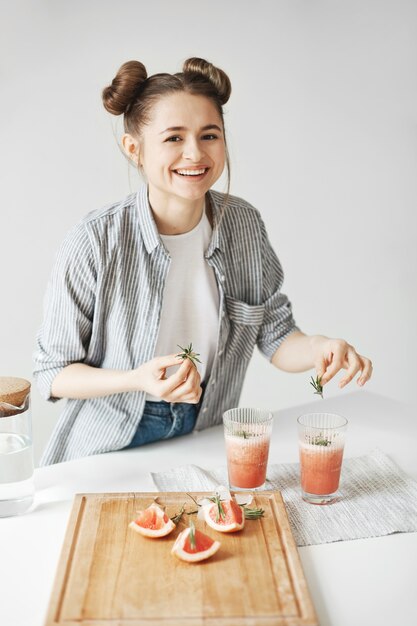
top-left (102, 57), bottom-right (232, 213)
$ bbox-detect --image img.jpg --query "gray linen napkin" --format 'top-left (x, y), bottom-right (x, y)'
top-left (151, 448), bottom-right (417, 547)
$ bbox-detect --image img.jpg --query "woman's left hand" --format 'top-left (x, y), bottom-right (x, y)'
top-left (310, 336), bottom-right (373, 388)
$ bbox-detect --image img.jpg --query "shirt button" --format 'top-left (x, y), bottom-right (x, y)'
top-left (202, 407), bottom-right (208, 413)
top-left (218, 350), bottom-right (223, 356)
top-left (211, 379), bottom-right (216, 386)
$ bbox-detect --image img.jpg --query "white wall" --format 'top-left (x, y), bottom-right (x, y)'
top-left (1, 0), bottom-right (416, 466)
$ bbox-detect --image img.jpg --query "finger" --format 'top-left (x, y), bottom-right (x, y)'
top-left (170, 387), bottom-right (202, 404)
top-left (338, 349), bottom-right (362, 388)
top-left (165, 382), bottom-right (202, 403)
top-left (161, 358), bottom-right (192, 394)
top-left (314, 355), bottom-right (328, 380)
top-left (357, 357), bottom-right (373, 386)
top-left (320, 351), bottom-right (346, 385)
top-left (155, 353), bottom-right (185, 371)
top-left (184, 392), bottom-right (202, 404)
top-left (179, 382), bottom-right (203, 404)
top-left (167, 368), bottom-right (201, 402)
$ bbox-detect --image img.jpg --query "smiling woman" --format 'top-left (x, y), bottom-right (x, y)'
top-left (32, 56), bottom-right (372, 466)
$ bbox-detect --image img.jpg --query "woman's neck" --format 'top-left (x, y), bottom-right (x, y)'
top-left (148, 185), bottom-right (207, 235)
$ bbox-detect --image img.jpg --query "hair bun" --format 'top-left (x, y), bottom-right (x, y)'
top-left (102, 60), bottom-right (148, 116)
top-left (183, 57), bottom-right (231, 105)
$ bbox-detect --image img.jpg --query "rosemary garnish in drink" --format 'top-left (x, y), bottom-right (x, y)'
top-left (176, 343), bottom-right (202, 367)
top-left (309, 432), bottom-right (332, 446)
top-left (310, 375), bottom-right (324, 399)
top-left (235, 430), bottom-right (250, 439)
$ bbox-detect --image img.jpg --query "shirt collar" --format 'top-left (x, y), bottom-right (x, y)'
top-left (136, 182), bottom-right (223, 255)
top-left (205, 188), bottom-right (223, 256)
top-left (136, 183), bottom-right (161, 254)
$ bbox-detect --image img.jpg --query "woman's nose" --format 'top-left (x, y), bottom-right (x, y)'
top-left (182, 137), bottom-right (203, 161)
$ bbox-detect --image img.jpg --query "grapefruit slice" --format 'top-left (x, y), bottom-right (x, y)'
top-left (129, 502), bottom-right (175, 538)
top-left (171, 521), bottom-right (221, 562)
top-left (203, 495), bottom-right (245, 533)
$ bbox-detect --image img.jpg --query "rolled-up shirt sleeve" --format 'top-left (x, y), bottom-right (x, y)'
top-left (33, 223), bottom-right (97, 401)
top-left (256, 215), bottom-right (300, 360)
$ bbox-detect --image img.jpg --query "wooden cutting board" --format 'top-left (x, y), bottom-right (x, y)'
top-left (45, 491), bottom-right (318, 626)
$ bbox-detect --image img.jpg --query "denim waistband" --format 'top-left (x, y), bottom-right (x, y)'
top-left (123, 380), bottom-right (207, 449)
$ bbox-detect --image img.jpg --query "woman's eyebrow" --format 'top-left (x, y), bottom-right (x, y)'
top-left (159, 124), bottom-right (222, 134)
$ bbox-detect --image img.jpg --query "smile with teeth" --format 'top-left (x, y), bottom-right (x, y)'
top-left (174, 167), bottom-right (209, 177)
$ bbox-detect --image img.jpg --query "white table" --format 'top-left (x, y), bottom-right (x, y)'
top-left (1, 390), bottom-right (416, 626)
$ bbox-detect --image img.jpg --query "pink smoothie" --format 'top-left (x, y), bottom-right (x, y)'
top-left (300, 444), bottom-right (344, 495)
top-left (226, 435), bottom-right (270, 488)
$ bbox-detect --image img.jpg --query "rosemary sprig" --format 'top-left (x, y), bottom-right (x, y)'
top-left (176, 343), bottom-right (202, 367)
top-left (310, 375), bottom-right (324, 399)
top-left (235, 430), bottom-right (250, 439)
top-left (242, 506), bottom-right (265, 520)
top-left (170, 504), bottom-right (186, 525)
top-left (189, 518), bottom-right (196, 551)
top-left (184, 492), bottom-right (264, 522)
top-left (171, 501), bottom-right (264, 523)
top-left (186, 493), bottom-right (200, 507)
top-left (170, 503), bottom-right (199, 525)
top-left (310, 433), bottom-right (332, 446)
top-left (208, 494), bottom-right (226, 522)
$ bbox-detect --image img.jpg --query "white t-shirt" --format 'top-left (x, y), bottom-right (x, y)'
top-left (145, 205), bottom-right (220, 401)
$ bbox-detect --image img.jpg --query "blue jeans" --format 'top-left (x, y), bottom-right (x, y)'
top-left (123, 384), bottom-right (206, 449)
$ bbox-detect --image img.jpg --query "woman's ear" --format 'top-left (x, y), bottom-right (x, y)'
top-left (121, 133), bottom-right (140, 165)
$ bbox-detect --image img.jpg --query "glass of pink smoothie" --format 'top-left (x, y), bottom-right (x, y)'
top-left (297, 412), bottom-right (348, 504)
top-left (223, 408), bottom-right (273, 490)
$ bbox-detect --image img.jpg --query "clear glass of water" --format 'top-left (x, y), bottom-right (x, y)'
top-left (0, 378), bottom-right (34, 517)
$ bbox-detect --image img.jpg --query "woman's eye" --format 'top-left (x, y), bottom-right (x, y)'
top-left (165, 134), bottom-right (218, 143)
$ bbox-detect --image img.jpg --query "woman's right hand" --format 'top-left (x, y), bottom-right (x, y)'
top-left (132, 354), bottom-right (203, 404)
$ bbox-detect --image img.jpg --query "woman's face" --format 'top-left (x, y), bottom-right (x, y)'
top-left (132, 92), bottom-right (226, 203)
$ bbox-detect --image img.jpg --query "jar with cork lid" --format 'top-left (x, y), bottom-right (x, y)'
top-left (0, 377), bottom-right (34, 516)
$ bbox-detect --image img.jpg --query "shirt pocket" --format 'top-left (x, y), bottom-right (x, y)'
top-left (224, 295), bottom-right (265, 361)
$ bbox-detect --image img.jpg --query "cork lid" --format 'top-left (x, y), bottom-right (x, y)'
top-left (0, 377), bottom-right (31, 408)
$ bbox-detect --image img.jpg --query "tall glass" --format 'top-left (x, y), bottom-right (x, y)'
top-left (298, 412), bottom-right (348, 504)
top-left (0, 378), bottom-right (34, 517)
top-left (223, 408), bottom-right (273, 490)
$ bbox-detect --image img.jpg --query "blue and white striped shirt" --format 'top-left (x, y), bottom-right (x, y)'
top-left (33, 182), bottom-right (299, 465)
